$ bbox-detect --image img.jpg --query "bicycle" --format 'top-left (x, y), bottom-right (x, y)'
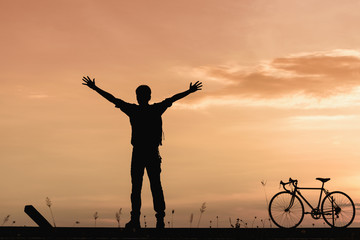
top-left (268, 178), bottom-right (355, 228)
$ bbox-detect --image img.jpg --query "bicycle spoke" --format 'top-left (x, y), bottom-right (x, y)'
top-left (269, 192), bottom-right (304, 228)
top-left (321, 191), bottom-right (355, 228)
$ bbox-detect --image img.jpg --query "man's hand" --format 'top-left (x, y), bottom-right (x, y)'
top-left (82, 76), bottom-right (96, 89)
top-left (189, 81), bottom-right (203, 93)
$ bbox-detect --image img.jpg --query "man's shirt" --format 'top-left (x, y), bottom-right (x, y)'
top-left (115, 99), bottom-right (172, 147)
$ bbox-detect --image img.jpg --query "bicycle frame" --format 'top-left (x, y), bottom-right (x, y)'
top-left (283, 180), bottom-right (328, 214)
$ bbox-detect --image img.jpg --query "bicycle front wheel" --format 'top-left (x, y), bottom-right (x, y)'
top-left (321, 191), bottom-right (355, 228)
top-left (269, 191), bottom-right (304, 228)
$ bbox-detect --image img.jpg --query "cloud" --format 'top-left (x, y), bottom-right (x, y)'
top-left (176, 49), bottom-right (360, 109)
top-left (174, 90), bottom-right (360, 110)
top-left (196, 49), bottom-right (360, 98)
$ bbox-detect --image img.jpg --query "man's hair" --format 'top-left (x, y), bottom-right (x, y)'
top-left (136, 85), bottom-right (151, 97)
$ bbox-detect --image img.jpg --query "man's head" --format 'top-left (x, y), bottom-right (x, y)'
top-left (136, 85), bottom-right (151, 105)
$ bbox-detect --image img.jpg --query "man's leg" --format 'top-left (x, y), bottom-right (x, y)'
top-left (126, 148), bottom-right (145, 229)
top-left (146, 150), bottom-right (166, 228)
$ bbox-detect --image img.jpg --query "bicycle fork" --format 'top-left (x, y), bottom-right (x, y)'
top-left (285, 193), bottom-right (297, 212)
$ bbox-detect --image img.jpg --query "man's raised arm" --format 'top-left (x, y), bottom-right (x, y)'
top-left (82, 76), bottom-right (119, 104)
top-left (168, 81), bottom-right (203, 103)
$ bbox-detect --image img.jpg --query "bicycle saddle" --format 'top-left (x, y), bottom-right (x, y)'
top-left (316, 178), bottom-right (330, 183)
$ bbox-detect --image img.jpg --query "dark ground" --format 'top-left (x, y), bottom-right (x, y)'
top-left (1, 227), bottom-right (360, 240)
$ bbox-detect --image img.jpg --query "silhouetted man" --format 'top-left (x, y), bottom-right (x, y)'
top-left (82, 76), bottom-right (202, 229)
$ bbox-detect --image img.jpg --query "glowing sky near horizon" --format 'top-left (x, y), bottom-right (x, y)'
top-left (2, 0), bottom-right (360, 228)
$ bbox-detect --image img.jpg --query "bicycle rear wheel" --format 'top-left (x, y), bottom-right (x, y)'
top-left (321, 191), bottom-right (355, 228)
top-left (269, 191), bottom-right (304, 228)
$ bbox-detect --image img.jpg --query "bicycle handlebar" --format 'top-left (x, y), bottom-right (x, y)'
top-left (280, 178), bottom-right (298, 192)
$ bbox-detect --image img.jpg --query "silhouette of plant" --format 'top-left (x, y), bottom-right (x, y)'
top-left (2, 215), bottom-right (10, 226)
top-left (144, 215), bottom-right (147, 228)
top-left (235, 218), bottom-right (240, 228)
top-left (115, 208), bottom-right (122, 228)
top-left (229, 217), bottom-right (234, 228)
top-left (216, 216), bottom-right (219, 228)
top-left (261, 219), bottom-right (265, 228)
top-left (11, 221), bottom-right (15, 226)
top-left (240, 219), bottom-right (248, 228)
top-left (261, 180), bottom-right (269, 206)
top-left (171, 209), bottom-right (174, 228)
top-left (197, 202), bottom-right (206, 228)
top-left (209, 220), bottom-right (212, 228)
top-left (251, 216), bottom-right (257, 228)
top-left (45, 197), bottom-right (56, 227)
top-left (190, 213), bottom-right (194, 228)
top-left (93, 212), bottom-right (99, 227)
top-left (261, 180), bottom-right (272, 228)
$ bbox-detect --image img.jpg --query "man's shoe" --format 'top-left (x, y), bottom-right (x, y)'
top-left (125, 219), bottom-right (141, 231)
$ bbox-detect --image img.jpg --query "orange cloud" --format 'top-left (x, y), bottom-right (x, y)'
top-left (195, 49), bottom-right (360, 99)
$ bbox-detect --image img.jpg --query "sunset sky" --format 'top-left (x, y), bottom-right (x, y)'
top-left (2, 0), bottom-right (360, 228)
